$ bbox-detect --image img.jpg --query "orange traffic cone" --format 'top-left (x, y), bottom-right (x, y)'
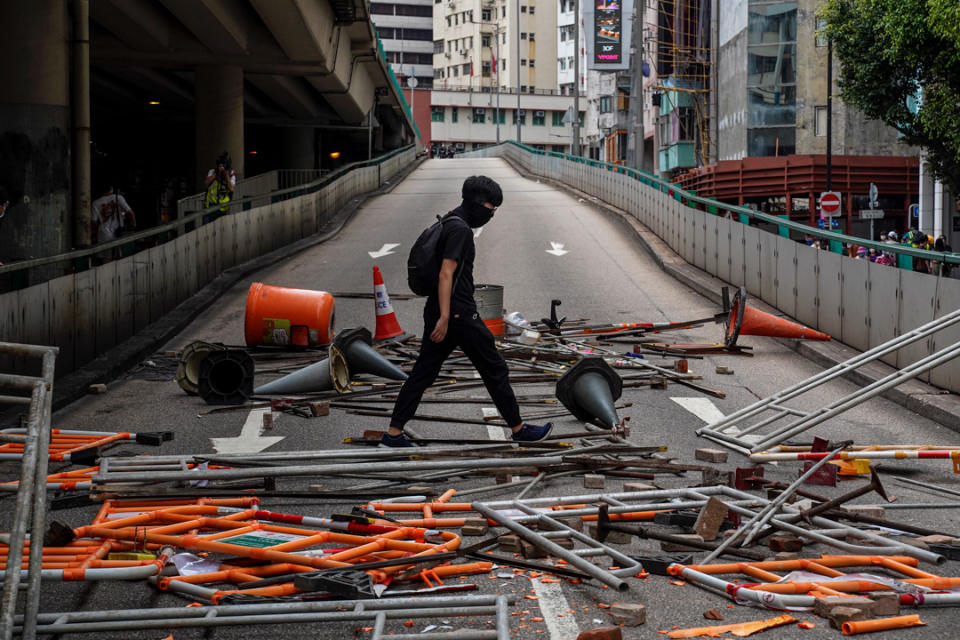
top-left (725, 287), bottom-right (830, 347)
top-left (373, 265), bottom-right (405, 341)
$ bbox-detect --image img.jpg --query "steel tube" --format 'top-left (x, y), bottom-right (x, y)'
top-left (0, 382), bottom-right (44, 640)
top-left (697, 308), bottom-right (960, 438)
top-left (473, 502), bottom-right (632, 591)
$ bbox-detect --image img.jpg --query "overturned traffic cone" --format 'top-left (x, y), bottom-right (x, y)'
top-left (724, 287), bottom-right (831, 347)
top-left (373, 265), bottom-right (404, 341)
top-left (334, 327), bottom-right (408, 381)
top-left (253, 345), bottom-right (351, 395)
top-left (556, 357), bottom-right (623, 429)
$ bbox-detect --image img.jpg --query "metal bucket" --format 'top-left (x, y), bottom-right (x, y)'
top-left (474, 284), bottom-right (504, 336)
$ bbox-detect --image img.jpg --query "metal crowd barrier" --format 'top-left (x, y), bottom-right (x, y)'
top-left (0, 342), bottom-right (58, 640)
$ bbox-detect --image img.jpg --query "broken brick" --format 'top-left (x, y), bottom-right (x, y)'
top-left (520, 541), bottom-right (548, 559)
top-left (840, 505), bottom-right (885, 519)
top-left (695, 448), bottom-right (729, 464)
top-left (694, 496), bottom-right (729, 542)
top-left (498, 535), bottom-right (521, 553)
top-left (768, 535), bottom-right (803, 552)
top-left (827, 606), bottom-right (867, 629)
top-left (866, 592), bottom-right (900, 616)
top-left (609, 602), bottom-right (646, 626)
top-left (703, 609), bottom-right (724, 621)
top-left (576, 627), bottom-right (622, 640)
top-left (813, 596), bottom-right (875, 620)
top-left (308, 401), bottom-right (330, 417)
top-left (584, 474), bottom-right (606, 489)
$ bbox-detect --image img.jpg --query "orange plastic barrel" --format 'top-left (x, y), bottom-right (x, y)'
top-left (244, 282), bottom-right (336, 347)
top-left (474, 284), bottom-right (505, 336)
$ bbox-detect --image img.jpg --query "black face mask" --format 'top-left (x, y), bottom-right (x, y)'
top-left (460, 200), bottom-right (495, 228)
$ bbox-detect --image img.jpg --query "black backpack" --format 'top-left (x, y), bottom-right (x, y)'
top-left (407, 214), bottom-right (467, 296)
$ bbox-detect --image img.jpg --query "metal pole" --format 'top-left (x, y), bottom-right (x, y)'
top-left (572, 0), bottom-right (581, 156)
top-left (368, 107), bottom-right (374, 161)
top-left (826, 37), bottom-right (832, 192)
top-left (72, 0), bottom-right (91, 249)
top-left (515, 0), bottom-right (521, 143)
top-left (496, 26), bottom-right (501, 143)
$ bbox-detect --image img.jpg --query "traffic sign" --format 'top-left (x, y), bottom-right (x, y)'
top-left (858, 209), bottom-right (884, 220)
top-left (820, 191), bottom-right (842, 217)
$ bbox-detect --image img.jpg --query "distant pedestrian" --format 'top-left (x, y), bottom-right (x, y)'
top-left (205, 151), bottom-right (236, 221)
top-left (91, 184), bottom-right (136, 263)
top-left (935, 235), bottom-right (953, 277)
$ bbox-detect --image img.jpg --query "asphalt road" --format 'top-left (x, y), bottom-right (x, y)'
top-left (11, 157), bottom-right (960, 639)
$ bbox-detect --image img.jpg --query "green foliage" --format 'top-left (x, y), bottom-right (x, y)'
top-left (819, 0), bottom-right (960, 193)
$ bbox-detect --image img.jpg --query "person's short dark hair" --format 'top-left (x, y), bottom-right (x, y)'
top-left (216, 151), bottom-right (232, 170)
top-left (462, 175), bottom-right (503, 207)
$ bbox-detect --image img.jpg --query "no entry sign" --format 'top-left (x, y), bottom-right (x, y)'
top-left (820, 191), bottom-right (842, 217)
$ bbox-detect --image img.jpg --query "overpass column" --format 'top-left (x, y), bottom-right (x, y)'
top-left (195, 65), bottom-right (244, 189)
top-left (0, 0), bottom-right (72, 267)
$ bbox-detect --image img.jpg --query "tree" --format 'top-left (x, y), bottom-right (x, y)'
top-left (820, 0), bottom-right (960, 194)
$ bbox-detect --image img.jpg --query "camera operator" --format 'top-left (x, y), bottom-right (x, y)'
top-left (204, 151), bottom-right (236, 222)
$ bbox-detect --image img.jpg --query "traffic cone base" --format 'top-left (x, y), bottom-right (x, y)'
top-left (725, 287), bottom-right (831, 347)
top-left (373, 266), bottom-right (404, 341)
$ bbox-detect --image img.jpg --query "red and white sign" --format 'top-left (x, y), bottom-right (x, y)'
top-left (820, 191), bottom-right (842, 217)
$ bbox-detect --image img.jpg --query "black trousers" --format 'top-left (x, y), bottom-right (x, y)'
top-left (390, 312), bottom-right (522, 429)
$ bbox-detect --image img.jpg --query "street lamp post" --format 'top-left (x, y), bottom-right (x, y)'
top-left (516, 0), bottom-right (521, 144)
top-left (572, 0), bottom-right (580, 156)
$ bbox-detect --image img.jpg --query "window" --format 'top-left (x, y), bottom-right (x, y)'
top-left (462, 63), bottom-right (471, 74)
top-left (520, 85), bottom-right (527, 92)
top-left (482, 34), bottom-right (491, 47)
top-left (502, 32), bottom-right (507, 44)
top-left (396, 4), bottom-right (431, 16)
top-left (452, 66), bottom-right (458, 77)
top-left (377, 27), bottom-right (395, 39)
top-left (370, 3), bottom-right (393, 14)
top-left (404, 29), bottom-right (432, 41)
top-left (529, 5), bottom-right (535, 14)
top-left (502, 58), bottom-right (506, 71)
top-left (452, 108), bottom-right (458, 122)
top-left (521, 5), bottom-right (527, 11)
top-left (468, 36), bottom-right (473, 48)
top-left (816, 16), bottom-right (828, 47)
top-left (473, 108), bottom-right (486, 123)
top-left (482, 61), bottom-right (492, 76)
top-left (446, 16), bottom-right (451, 26)
top-left (521, 59), bottom-right (527, 65)
top-left (528, 86), bottom-right (535, 94)
top-left (431, 106), bottom-right (445, 122)
top-left (748, 127), bottom-right (796, 156)
top-left (533, 111), bottom-right (546, 125)
top-left (815, 105), bottom-right (827, 136)
top-left (434, 39), bottom-right (444, 53)
top-left (513, 109), bottom-right (526, 125)
top-left (496, 110), bottom-right (506, 124)
top-left (502, 7), bottom-right (507, 17)
top-left (529, 32), bottom-right (535, 41)
top-left (599, 96), bottom-right (612, 113)
top-left (435, 68), bottom-right (444, 78)
top-left (482, 8), bottom-right (491, 20)
top-left (551, 110), bottom-right (565, 126)
top-left (748, 3), bottom-right (797, 44)
top-left (560, 30), bottom-right (566, 42)
top-left (748, 45), bottom-right (796, 85)
top-left (559, 57), bottom-right (566, 70)
top-left (521, 32), bottom-right (527, 40)
top-left (748, 86), bottom-right (796, 126)
top-left (529, 58), bottom-right (535, 68)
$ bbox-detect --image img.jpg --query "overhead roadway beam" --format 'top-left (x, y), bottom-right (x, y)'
top-left (247, 75), bottom-right (324, 120)
top-left (250, 0), bottom-right (337, 64)
top-left (88, 0), bottom-right (174, 51)
top-left (160, 0), bottom-right (250, 55)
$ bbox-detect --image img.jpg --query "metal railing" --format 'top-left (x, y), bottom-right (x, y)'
top-left (0, 342), bottom-right (58, 640)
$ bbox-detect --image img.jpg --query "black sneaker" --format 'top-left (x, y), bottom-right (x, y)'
top-left (380, 432), bottom-right (414, 447)
top-left (511, 422), bottom-right (553, 442)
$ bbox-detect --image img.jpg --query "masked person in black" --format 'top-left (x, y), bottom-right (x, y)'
top-left (383, 176), bottom-right (553, 446)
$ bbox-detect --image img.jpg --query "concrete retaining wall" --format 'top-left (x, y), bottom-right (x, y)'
top-left (0, 147), bottom-right (416, 378)
top-left (460, 143), bottom-right (960, 394)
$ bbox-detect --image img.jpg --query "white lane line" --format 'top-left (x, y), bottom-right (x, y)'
top-left (531, 579), bottom-right (580, 640)
top-left (480, 408), bottom-right (579, 639)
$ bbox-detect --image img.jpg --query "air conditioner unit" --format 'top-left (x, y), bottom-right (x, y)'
top-left (475, 108), bottom-right (486, 114)
top-left (534, 110), bottom-right (545, 117)
top-left (445, 52), bottom-right (451, 58)
top-left (459, 50), bottom-right (468, 56)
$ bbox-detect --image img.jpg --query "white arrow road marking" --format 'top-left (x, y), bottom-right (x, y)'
top-left (671, 397), bottom-right (726, 425)
top-left (473, 227), bottom-right (484, 239)
top-left (210, 408), bottom-right (285, 454)
top-left (368, 243), bottom-right (400, 259)
top-left (545, 241), bottom-right (568, 256)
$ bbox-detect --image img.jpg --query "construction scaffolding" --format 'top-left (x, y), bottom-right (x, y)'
top-left (649, 0), bottom-right (714, 169)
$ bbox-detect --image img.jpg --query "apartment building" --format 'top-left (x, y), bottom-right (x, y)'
top-left (372, 0), bottom-right (435, 89)
top-left (431, 0), bottom-right (574, 151)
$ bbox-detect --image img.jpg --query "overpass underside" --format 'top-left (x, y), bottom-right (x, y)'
top-left (0, 0), bottom-right (416, 269)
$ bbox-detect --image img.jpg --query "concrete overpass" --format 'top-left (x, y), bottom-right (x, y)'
top-left (0, 0), bottom-right (417, 266)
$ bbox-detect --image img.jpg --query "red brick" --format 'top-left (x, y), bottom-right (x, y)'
top-left (695, 448), bottom-right (729, 463)
top-left (694, 496), bottom-right (729, 541)
top-left (767, 535), bottom-right (803, 552)
top-left (576, 627), bottom-right (623, 640)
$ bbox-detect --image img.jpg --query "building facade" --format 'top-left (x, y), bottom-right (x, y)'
top-left (372, 0), bottom-right (435, 89)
